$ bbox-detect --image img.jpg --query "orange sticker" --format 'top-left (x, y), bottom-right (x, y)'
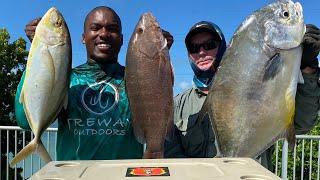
top-left (126, 167), bottom-right (170, 177)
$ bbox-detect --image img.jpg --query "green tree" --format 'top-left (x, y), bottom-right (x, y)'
top-left (0, 28), bottom-right (28, 180)
top-left (273, 120), bottom-right (320, 180)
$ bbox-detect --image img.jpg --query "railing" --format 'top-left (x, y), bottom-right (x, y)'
top-left (0, 126), bottom-right (58, 180)
top-left (274, 135), bottom-right (320, 180)
top-left (1, 125), bottom-right (320, 180)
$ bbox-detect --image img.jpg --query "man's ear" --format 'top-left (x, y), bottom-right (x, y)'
top-left (82, 33), bottom-right (85, 44)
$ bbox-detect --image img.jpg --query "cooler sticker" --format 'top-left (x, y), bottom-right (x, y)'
top-left (126, 167), bottom-right (170, 177)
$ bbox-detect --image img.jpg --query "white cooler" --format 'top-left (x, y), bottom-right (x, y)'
top-left (30, 158), bottom-right (280, 180)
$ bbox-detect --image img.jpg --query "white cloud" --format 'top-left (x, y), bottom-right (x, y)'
top-left (178, 80), bottom-right (192, 91)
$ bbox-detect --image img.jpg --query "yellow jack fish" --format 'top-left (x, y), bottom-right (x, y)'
top-left (10, 7), bottom-right (71, 166)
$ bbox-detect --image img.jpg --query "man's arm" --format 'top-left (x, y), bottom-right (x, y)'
top-left (294, 24), bottom-right (320, 134)
top-left (164, 126), bottom-right (188, 158)
top-left (24, 18), bottom-right (41, 42)
top-left (294, 71), bottom-right (319, 134)
top-left (162, 29), bottom-right (174, 50)
top-left (15, 72), bottom-right (31, 130)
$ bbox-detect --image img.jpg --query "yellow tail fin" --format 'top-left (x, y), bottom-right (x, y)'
top-left (10, 139), bottom-right (52, 167)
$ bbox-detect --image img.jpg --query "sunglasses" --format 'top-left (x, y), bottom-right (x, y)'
top-left (187, 39), bottom-right (219, 54)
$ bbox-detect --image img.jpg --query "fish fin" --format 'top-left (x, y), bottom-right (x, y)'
top-left (164, 100), bottom-right (174, 142)
top-left (197, 100), bottom-right (209, 124)
top-left (37, 140), bottom-right (52, 163)
top-left (133, 119), bottom-right (146, 144)
top-left (254, 124), bottom-right (296, 158)
top-left (63, 91), bottom-right (68, 110)
top-left (253, 133), bottom-right (281, 159)
top-left (161, 38), bottom-right (168, 51)
top-left (42, 47), bottom-right (56, 91)
top-left (143, 151), bottom-right (163, 159)
top-left (285, 124), bottom-right (296, 150)
top-left (165, 115), bottom-right (175, 142)
top-left (298, 70), bottom-right (304, 84)
top-left (214, 154), bottom-right (223, 158)
top-left (197, 100), bottom-right (223, 156)
top-left (134, 132), bottom-right (146, 144)
top-left (10, 139), bottom-right (37, 167)
top-left (10, 139), bottom-right (52, 167)
top-left (206, 105), bottom-right (222, 157)
top-left (263, 53), bottom-right (283, 81)
top-left (170, 62), bottom-right (174, 86)
top-left (19, 85), bottom-right (25, 104)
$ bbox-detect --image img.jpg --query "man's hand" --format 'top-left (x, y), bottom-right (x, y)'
top-left (24, 18), bottom-right (41, 43)
top-left (301, 24), bottom-right (320, 71)
top-left (162, 29), bottom-right (174, 50)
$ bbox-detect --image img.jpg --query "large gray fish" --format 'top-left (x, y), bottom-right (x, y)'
top-left (125, 13), bottom-right (173, 159)
top-left (199, 0), bottom-right (305, 157)
top-left (10, 7), bottom-right (71, 166)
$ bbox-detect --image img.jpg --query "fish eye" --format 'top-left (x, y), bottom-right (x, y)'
top-left (137, 28), bottom-right (143, 34)
top-left (281, 11), bottom-right (290, 18)
top-left (54, 19), bottom-right (62, 27)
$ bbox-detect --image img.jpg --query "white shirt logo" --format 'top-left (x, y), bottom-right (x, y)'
top-left (81, 80), bottom-right (119, 115)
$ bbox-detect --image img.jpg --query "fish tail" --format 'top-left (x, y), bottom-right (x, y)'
top-left (165, 121), bottom-right (174, 142)
top-left (10, 139), bottom-right (37, 167)
top-left (37, 140), bottom-right (52, 163)
top-left (143, 151), bottom-right (164, 159)
top-left (286, 124), bottom-right (296, 150)
top-left (284, 87), bottom-right (296, 150)
top-left (10, 139), bottom-right (52, 167)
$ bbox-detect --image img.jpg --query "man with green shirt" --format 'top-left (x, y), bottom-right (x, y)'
top-left (15, 6), bottom-right (173, 160)
top-left (164, 21), bottom-right (320, 170)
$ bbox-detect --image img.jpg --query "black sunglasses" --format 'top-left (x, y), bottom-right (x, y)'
top-left (187, 39), bottom-right (219, 54)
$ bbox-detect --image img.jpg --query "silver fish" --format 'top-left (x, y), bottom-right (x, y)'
top-left (199, 0), bottom-right (305, 157)
top-left (10, 7), bottom-right (71, 166)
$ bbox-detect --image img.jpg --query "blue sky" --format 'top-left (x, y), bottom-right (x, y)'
top-left (1, 0), bottom-right (319, 95)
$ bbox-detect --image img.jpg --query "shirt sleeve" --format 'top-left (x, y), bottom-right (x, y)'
top-left (164, 126), bottom-right (187, 158)
top-left (164, 96), bottom-right (188, 158)
top-left (294, 71), bottom-right (320, 134)
top-left (14, 71), bottom-right (31, 130)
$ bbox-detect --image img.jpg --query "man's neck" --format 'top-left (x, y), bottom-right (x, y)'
top-left (87, 58), bottom-right (118, 66)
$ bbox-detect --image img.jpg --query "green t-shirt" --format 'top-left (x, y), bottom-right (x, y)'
top-left (15, 61), bottom-right (143, 160)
